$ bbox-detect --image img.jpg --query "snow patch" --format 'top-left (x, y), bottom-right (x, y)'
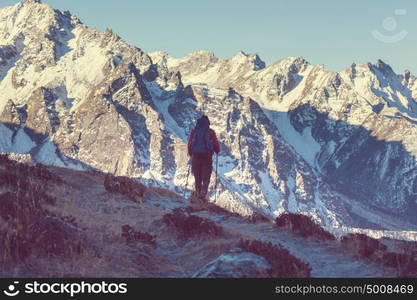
top-left (269, 112), bottom-right (321, 167)
top-left (33, 140), bottom-right (65, 167)
top-left (0, 123), bottom-right (14, 151)
top-left (11, 128), bottom-right (36, 153)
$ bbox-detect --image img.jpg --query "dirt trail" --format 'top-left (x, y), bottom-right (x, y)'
top-left (143, 186), bottom-right (395, 277)
top-left (47, 167), bottom-right (395, 277)
top-left (196, 211), bottom-right (393, 277)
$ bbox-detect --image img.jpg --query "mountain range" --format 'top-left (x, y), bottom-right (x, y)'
top-left (1, 0), bottom-right (417, 242)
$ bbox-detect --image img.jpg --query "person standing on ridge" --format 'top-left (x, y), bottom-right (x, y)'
top-left (188, 115), bottom-right (220, 202)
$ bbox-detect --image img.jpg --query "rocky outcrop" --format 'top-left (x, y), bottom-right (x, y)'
top-left (26, 87), bottom-right (59, 136)
top-left (0, 99), bottom-right (21, 124)
top-left (193, 249), bottom-right (271, 278)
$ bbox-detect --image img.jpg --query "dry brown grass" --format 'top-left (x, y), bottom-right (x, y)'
top-left (0, 155), bottom-right (320, 278)
top-left (162, 209), bottom-right (224, 240)
top-left (104, 173), bottom-right (146, 203)
top-left (147, 187), bottom-right (181, 199)
top-left (276, 213), bottom-right (336, 241)
top-left (238, 239), bottom-right (312, 277)
top-left (0, 155), bottom-right (86, 274)
top-left (0, 155), bottom-right (188, 277)
top-left (341, 233), bottom-right (417, 277)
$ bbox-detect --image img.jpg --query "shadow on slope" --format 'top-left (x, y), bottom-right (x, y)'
top-left (264, 103), bottom-right (417, 227)
top-left (0, 122), bottom-right (93, 171)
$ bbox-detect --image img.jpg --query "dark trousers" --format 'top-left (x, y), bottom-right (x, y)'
top-left (191, 153), bottom-right (213, 197)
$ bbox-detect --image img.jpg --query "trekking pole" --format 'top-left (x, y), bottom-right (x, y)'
top-left (183, 161), bottom-right (191, 199)
top-left (214, 154), bottom-right (219, 202)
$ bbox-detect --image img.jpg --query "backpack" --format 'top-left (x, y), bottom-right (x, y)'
top-left (191, 117), bottom-right (213, 154)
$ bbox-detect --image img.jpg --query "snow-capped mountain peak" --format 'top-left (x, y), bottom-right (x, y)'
top-left (368, 59), bottom-right (396, 77)
top-left (230, 51), bottom-right (266, 71)
top-left (270, 56), bottom-right (309, 72)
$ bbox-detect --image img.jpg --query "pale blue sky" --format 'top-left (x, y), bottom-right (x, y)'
top-left (3, 0), bottom-right (417, 73)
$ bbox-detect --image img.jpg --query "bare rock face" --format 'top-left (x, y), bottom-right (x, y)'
top-left (72, 90), bottom-right (133, 174)
top-left (0, 99), bottom-right (21, 124)
top-left (66, 65), bottom-right (144, 175)
top-left (0, 45), bottom-right (18, 75)
top-left (26, 87), bottom-right (59, 136)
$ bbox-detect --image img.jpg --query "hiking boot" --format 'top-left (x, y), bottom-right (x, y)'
top-left (190, 191), bottom-right (197, 202)
top-left (199, 193), bottom-right (209, 203)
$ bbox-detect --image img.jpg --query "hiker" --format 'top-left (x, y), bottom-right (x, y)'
top-left (188, 115), bottom-right (220, 201)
